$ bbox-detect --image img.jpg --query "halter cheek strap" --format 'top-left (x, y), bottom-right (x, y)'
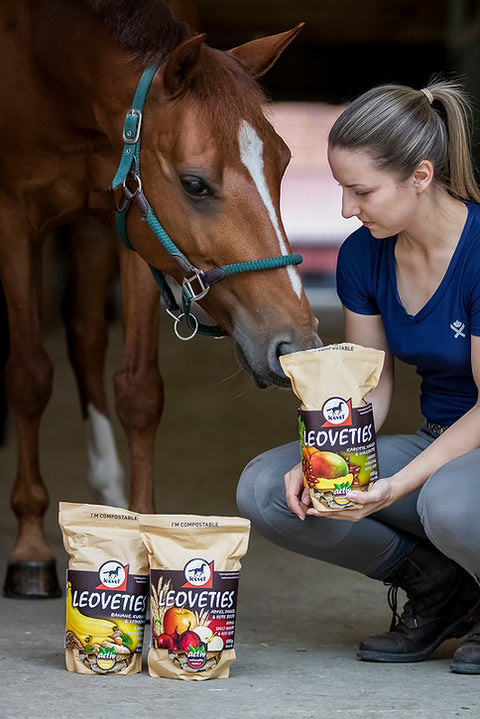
top-left (112, 64), bottom-right (303, 340)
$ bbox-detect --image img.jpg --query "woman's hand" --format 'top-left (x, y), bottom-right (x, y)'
top-left (305, 477), bottom-right (396, 522)
top-left (285, 463), bottom-right (398, 522)
top-left (284, 462), bottom-right (312, 520)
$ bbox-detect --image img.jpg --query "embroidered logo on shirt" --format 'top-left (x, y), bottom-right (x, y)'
top-left (450, 320), bottom-right (466, 338)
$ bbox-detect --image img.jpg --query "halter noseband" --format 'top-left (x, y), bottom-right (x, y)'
top-left (112, 64), bottom-right (302, 340)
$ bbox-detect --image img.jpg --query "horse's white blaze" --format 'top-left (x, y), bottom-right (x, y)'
top-left (239, 120), bottom-right (302, 299)
top-left (86, 404), bottom-right (127, 508)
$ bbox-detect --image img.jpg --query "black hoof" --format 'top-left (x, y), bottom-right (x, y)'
top-left (3, 560), bottom-right (62, 598)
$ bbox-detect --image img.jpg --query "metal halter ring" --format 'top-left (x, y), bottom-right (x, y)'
top-left (166, 309), bottom-right (199, 341)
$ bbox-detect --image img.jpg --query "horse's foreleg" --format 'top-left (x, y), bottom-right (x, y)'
top-left (61, 217), bottom-right (127, 508)
top-left (0, 279), bottom-right (8, 442)
top-left (2, 237), bottom-right (60, 597)
top-left (115, 247), bottom-right (164, 514)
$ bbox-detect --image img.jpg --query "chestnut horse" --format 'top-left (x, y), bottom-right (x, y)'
top-left (0, 0), bottom-right (320, 598)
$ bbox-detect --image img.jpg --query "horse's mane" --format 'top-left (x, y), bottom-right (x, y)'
top-left (79, 0), bottom-right (190, 64)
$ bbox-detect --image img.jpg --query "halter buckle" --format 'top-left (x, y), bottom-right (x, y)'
top-left (182, 269), bottom-right (210, 302)
top-left (122, 109), bottom-right (142, 144)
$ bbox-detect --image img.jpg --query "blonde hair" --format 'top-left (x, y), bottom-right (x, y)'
top-left (328, 78), bottom-right (480, 204)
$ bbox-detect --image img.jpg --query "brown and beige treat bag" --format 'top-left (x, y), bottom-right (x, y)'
top-left (58, 502), bottom-right (149, 674)
top-left (139, 514), bottom-right (250, 680)
top-left (280, 343), bottom-right (385, 511)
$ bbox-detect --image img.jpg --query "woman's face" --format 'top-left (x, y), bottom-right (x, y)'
top-left (327, 146), bottom-right (419, 238)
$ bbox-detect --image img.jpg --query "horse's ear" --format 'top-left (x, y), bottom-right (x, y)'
top-left (163, 33), bottom-right (206, 97)
top-left (227, 23), bottom-right (304, 78)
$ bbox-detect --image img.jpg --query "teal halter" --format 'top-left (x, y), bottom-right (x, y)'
top-left (112, 64), bottom-right (303, 340)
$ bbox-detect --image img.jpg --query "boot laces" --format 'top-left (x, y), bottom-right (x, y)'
top-left (387, 584), bottom-right (419, 631)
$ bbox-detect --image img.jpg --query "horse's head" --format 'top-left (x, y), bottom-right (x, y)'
top-left (119, 27), bottom-right (321, 387)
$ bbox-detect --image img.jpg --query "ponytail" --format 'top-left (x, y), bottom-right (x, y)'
top-left (428, 80), bottom-right (480, 203)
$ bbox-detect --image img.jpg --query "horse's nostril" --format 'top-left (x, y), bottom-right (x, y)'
top-left (276, 335), bottom-right (322, 361)
top-left (271, 334), bottom-right (322, 381)
top-left (276, 341), bottom-right (294, 361)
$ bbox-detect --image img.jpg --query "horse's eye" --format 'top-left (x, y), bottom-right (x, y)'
top-left (180, 175), bottom-right (211, 197)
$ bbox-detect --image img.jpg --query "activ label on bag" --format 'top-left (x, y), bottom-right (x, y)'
top-left (299, 399), bottom-right (379, 509)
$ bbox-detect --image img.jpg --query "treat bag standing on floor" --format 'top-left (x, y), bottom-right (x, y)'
top-left (59, 502), bottom-right (149, 674)
top-left (139, 514), bottom-right (251, 680)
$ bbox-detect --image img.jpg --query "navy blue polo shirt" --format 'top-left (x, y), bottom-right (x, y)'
top-left (336, 202), bottom-right (480, 425)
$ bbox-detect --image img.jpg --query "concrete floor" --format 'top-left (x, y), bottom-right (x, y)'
top-left (1, 309), bottom-right (479, 718)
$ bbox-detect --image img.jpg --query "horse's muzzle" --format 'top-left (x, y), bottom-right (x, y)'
top-left (234, 331), bottom-right (323, 389)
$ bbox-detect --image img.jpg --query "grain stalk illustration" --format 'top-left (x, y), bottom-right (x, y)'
top-left (151, 576), bottom-right (172, 638)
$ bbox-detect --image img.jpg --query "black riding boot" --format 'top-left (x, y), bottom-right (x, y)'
top-left (358, 543), bottom-right (480, 663)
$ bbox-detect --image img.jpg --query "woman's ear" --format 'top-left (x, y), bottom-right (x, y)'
top-left (412, 160), bottom-right (434, 192)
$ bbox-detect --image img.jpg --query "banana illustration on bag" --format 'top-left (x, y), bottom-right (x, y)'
top-left (66, 583), bottom-right (117, 647)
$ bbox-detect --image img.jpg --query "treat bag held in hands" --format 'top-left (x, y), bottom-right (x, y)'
top-left (58, 502), bottom-right (149, 675)
top-left (139, 514), bottom-right (251, 681)
top-left (280, 343), bottom-right (385, 511)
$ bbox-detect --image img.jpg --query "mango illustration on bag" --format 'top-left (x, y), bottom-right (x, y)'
top-left (280, 343), bottom-right (385, 511)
